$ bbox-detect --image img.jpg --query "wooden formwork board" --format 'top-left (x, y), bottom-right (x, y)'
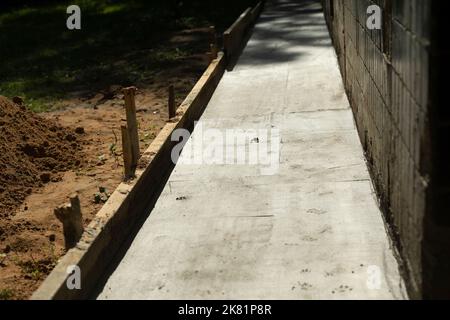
top-left (223, 1), bottom-right (264, 70)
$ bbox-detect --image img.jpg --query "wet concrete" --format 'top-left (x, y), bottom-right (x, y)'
top-left (98, 0), bottom-right (407, 300)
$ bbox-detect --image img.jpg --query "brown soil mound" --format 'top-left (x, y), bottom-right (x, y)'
top-left (0, 96), bottom-right (85, 219)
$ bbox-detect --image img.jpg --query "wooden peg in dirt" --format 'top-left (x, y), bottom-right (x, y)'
top-left (168, 85), bottom-right (176, 119)
top-left (210, 44), bottom-right (218, 61)
top-left (121, 124), bottom-right (134, 179)
top-left (209, 25), bottom-right (218, 47)
top-left (54, 195), bottom-right (84, 251)
top-left (209, 26), bottom-right (218, 61)
top-left (122, 87), bottom-right (140, 170)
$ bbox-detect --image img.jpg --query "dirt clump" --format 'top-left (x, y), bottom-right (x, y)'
top-left (0, 96), bottom-right (85, 219)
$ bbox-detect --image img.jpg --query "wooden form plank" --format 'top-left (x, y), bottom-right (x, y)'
top-left (251, 1), bottom-right (264, 22)
top-left (223, 1), bottom-right (264, 70)
top-left (223, 7), bottom-right (252, 62)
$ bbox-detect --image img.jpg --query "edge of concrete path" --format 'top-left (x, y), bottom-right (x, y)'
top-left (224, 1), bottom-right (264, 70)
top-left (322, 3), bottom-right (411, 299)
top-left (32, 1), bottom-right (266, 300)
top-left (31, 53), bottom-right (226, 300)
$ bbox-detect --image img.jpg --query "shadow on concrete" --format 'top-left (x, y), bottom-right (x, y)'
top-left (233, 0), bottom-right (331, 68)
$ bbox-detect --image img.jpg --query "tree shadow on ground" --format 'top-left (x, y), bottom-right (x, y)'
top-left (0, 0), bottom-right (259, 111)
top-left (235, 0), bottom-right (331, 67)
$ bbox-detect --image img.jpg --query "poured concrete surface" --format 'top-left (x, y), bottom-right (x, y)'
top-left (98, 0), bottom-right (407, 300)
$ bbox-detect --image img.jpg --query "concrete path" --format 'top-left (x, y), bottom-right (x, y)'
top-left (98, 0), bottom-right (406, 300)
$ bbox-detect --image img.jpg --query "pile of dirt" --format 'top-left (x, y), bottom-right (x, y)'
top-left (0, 96), bottom-right (85, 220)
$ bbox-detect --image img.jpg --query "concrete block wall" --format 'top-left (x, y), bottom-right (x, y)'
top-left (322, 0), bottom-right (450, 299)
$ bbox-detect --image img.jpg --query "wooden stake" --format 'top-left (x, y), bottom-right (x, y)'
top-left (168, 85), bottom-right (176, 119)
top-left (209, 26), bottom-right (218, 61)
top-left (54, 195), bottom-right (84, 250)
top-left (223, 31), bottom-right (231, 60)
top-left (121, 124), bottom-right (134, 179)
top-left (122, 87), bottom-right (140, 170)
top-left (210, 44), bottom-right (218, 61)
top-left (209, 26), bottom-right (218, 48)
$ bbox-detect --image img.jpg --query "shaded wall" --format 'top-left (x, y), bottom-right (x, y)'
top-left (322, 0), bottom-right (450, 299)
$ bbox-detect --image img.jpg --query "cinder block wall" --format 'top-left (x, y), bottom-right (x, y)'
top-left (322, 0), bottom-right (450, 299)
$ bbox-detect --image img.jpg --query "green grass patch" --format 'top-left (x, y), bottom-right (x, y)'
top-left (0, 288), bottom-right (14, 300)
